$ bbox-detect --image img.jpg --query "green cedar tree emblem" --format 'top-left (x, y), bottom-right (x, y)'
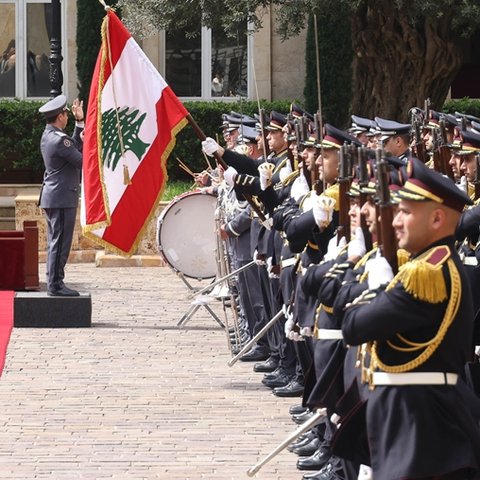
top-left (101, 106), bottom-right (150, 170)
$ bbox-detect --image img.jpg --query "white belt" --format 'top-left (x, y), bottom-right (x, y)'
top-left (281, 257), bottom-right (298, 268)
top-left (315, 329), bottom-right (343, 340)
top-left (372, 372), bottom-right (458, 386)
top-left (463, 257), bottom-right (478, 266)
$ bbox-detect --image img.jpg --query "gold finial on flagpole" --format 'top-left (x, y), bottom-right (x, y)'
top-left (97, 0), bottom-right (111, 11)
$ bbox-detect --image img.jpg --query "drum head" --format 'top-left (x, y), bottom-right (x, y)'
top-left (157, 191), bottom-right (217, 279)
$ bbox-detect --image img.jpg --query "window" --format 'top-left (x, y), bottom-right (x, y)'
top-left (0, 0), bottom-right (66, 99)
top-left (164, 22), bottom-right (250, 100)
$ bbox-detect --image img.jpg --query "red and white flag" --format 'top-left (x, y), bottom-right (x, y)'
top-left (81, 10), bottom-right (188, 255)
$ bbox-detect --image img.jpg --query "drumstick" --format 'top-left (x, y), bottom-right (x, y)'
top-left (178, 163), bottom-right (195, 178)
top-left (202, 151), bottom-right (213, 171)
top-left (176, 157), bottom-right (195, 176)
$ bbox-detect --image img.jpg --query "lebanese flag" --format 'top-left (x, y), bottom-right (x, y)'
top-left (81, 10), bottom-right (188, 256)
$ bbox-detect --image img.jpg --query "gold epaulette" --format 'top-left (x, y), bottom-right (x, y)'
top-left (322, 184), bottom-right (340, 211)
top-left (474, 197), bottom-right (480, 207)
top-left (397, 248), bottom-right (410, 268)
top-left (282, 169), bottom-right (300, 186)
top-left (386, 245), bottom-right (450, 303)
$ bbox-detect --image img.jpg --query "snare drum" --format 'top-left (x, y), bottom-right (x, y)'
top-left (157, 190), bottom-right (217, 279)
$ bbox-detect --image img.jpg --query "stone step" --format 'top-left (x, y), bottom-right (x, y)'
top-left (0, 184), bottom-right (41, 197)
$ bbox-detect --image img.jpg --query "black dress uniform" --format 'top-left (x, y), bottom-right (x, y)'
top-left (39, 95), bottom-right (83, 296)
top-left (342, 160), bottom-right (480, 480)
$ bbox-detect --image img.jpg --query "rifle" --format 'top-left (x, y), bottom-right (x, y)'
top-left (286, 113), bottom-right (296, 173)
top-left (438, 117), bottom-right (455, 179)
top-left (294, 120), bottom-right (310, 190)
top-left (259, 108), bottom-right (271, 159)
top-left (358, 146), bottom-right (373, 251)
top-left (337, 144), bottom-right (352, 243)
top-left (375, 149), bottom-right (398, 273)
top-left (474, 153), bottom-right (480, 201)
top-left (313, 113), bottom-right (323, 195)
top-left (412, 113), bottom-right (427, 163)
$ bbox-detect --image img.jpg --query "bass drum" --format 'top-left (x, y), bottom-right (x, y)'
top-left (157, 190), bottom-right (217, 279)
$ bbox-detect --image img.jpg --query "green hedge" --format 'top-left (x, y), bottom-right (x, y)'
top-left (0, 99), bottom-right (290, 181)
top-left (443, 97), bottom-right (480, 118)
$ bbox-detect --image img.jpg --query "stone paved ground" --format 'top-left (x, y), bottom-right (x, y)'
top-left (0, 264), bottom-right (303, 479)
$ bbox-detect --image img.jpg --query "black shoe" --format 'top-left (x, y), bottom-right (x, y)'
top-left (291, 436), bottom-right (321, 456)
top-left (302, 461), bottom-right (337, 479)
top-left (292, 409), bottom-right (314, 424)
top-left (253, 356), bottom-right (279, 373)
top-left (287, 429), bottom-right (317, 453)
top-left (239, 347), bottom-right (269, 362)
top-left (47, 286), bottom-right (80, 297)
top-left (262, 366), bottom-right (284, 381)
top-left (297, 449), bottom-right (331, 471)
top-left (273, 379), bottom-right (304, 397)
top-left (262, 371), bottom-right (292, 389)
top-left (289, 404), bottom-right (308, 416)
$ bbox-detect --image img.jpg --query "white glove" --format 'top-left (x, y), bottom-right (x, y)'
top-left (324, 235), bottom-right (347, 261)
top-left (300, 326), bottom-right (313, 337)
top-left (290, 172), bottom-right (310, 202)
top-left (348, 227), bottom-right (367, 260)
top-left (253, 249), bottom-right (265, 266)
top-left (312, 195), bottom-right (336, 229)
top-left (284, 309), bottom-right (294, 337)
top-left (291, 331), bottom-right (304, 342)
top-left (457, 175), bottom-right (468, 193)
top-left (258, 162), bottom-right (275, 190)
top-left (223, 166), bottom-right (238, 187)
top-left (357, 464), bottom-right (373, 480)
top-left (201, 137), bottom-right (220, 156)
top-left (365, 253), bottom-right (394, 290)
top-left (266, 256), bottom-right (279, 279)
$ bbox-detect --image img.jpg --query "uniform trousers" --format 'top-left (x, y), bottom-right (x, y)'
top-left (43, 207), bottom-right (77, 291)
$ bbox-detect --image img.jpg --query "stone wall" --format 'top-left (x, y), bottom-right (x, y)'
top-left (15, 194), bottom-right (168, 262)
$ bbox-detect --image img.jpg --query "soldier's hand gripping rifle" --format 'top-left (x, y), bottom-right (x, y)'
top-left (358, 146), bottom-right (373, 251)
top-left (337, 144), bottom-right (352, 243)
top-left (375, 149), bottom-right (398, 274)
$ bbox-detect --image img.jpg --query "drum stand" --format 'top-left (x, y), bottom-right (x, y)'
top-left (176, 273), bottom-right (225, 328)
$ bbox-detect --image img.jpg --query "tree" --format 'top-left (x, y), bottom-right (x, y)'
top-left (117, 0), bottom-right (480, 121)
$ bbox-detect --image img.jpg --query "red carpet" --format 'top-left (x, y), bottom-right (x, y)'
top-left (0, 291), bottom-right (14, 377)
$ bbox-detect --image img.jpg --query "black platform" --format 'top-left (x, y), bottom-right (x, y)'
top-left (14, 292), bottom-right (92, 328)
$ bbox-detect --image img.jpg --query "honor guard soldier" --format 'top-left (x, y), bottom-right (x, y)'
top-left (38, 95), bottom-right (84, 296)
top-left (375, 116), bottom-right (411, 161)
top-left (341, 158), bottom-right (480, 480)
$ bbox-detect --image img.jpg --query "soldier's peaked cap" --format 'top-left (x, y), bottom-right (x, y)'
top-left (321, 124), bottom-right (362, 149)
top-left (397, 157), bottom-right (473, 212)
top-left (290, 103), bottom-right (314, 121)
top-left (350, 115), bottom-right (376, 134)
top-left (265, 111), bottom-right (287, 131)
top-left (459, 129), bottom-right (480, 153)
top-left (38, 94), bottom-right (68, 119)
top-left (375, 117), bottom-right (410, 141)
top-left (238, 125), bottom-right (259, 143)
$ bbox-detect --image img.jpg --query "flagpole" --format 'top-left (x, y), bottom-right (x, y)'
top-left (185, 114), bottom-right (269, 225)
